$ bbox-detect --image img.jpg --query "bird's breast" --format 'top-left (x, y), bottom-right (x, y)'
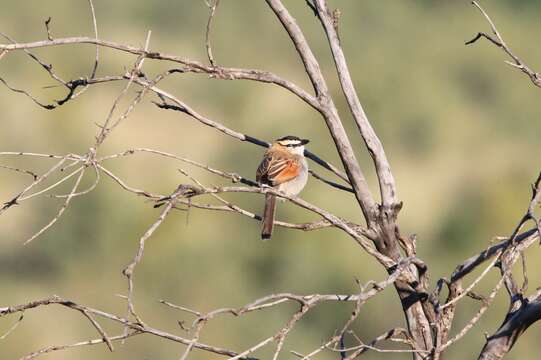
top-left (277, 158), bottom-right (308, 197)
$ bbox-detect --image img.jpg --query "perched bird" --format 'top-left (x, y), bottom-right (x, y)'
top-left (256, 135), bottom-right (309, 240)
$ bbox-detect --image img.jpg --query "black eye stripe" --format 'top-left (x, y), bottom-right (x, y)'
top-left (277, 135), bottom-right (301, 142)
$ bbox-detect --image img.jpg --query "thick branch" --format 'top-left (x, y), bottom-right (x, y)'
top-left (313, 0), bottom-right (398, 207)
top-left (265, 0), bottom-right (377, 223)
top-left (478, 292), bottom-right (541, 360)
top-left (451, 229), bottom-right (538, 283)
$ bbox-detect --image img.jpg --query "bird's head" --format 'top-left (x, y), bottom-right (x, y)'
top-left (275, 135), bottom-right (309, 155)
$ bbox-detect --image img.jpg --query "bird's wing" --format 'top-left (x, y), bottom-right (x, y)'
top-left (257, 151), bottom-right (300, 186)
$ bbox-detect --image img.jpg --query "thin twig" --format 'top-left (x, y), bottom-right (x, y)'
top-left (0, 313), bottom-right (24, 340)
top-left (466, 1), bottom-right (541, 88)
top-left (204, 0), bottom-right (220, 66)
top-left (24, 168), bottom-right (85, 245)
top-left (0, 164), bottom-right (38, 180)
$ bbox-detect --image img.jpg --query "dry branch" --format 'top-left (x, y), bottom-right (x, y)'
top-left (1, 1), bottom-right (540, 360)
top-left (466, 1), bottom-right (541, 88)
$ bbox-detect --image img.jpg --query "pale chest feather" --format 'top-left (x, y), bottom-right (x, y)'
top-left (277, 157), bottom-right (308, 197)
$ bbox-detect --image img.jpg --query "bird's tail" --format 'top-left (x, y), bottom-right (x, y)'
top-left (261, 193), bottom-right (276, 240)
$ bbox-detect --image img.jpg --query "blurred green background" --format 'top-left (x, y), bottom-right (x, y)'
top-left (1, 0), bottom-right (540, 359)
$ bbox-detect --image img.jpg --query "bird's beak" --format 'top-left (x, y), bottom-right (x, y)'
top-left (301, 139), bottom-right (310, 145)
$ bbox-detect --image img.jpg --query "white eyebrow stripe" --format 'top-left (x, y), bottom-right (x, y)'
top-left (279, 140), bottom-right (300, 146)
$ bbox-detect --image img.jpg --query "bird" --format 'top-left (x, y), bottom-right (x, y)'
top-left (256, 135), bottom-right (309, 240)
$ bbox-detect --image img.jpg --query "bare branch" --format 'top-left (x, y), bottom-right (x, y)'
top-left (95, 31), bottom-right (152, 146)
top-left (150, 82), bottom-right (349, 183)
top-left (313, 0), bottom-right (398, 208)
top-left (2, 3), bottom-right (540, 360)
top-left (204, 0), bottom-right (220, 66)
top-left (0, 36), bottom-right (320, 109)
top-left (0, 76), bottom-right (56, 110)
top-left (0, 296), bottom-right (253, 360)
top-left (450, 229), bottom-right (538, 284)
top-left (0, 164), bottom-right (38, 180)
top-left (80, 310), bottom-right (114, 352)
top-left (478, 292), bottom-right (541, 360)
top-left (19, 332), bottom-right (138, 360)
top-left (0, 313), bottom-right (24, 340)
top-left (439, 253), bottom-right (501, 311)
top-left (163, 182), bottom-right (396, 266)
top-left (87, 0), bottom-right (99, 79)
top-left (122, 200), bottom-right (175, 323)
top-left (308, 169), bottom-right (353, 193)
top-left (23, 167), bottom-right (85, 245)
top-left (44, 18), bottom-right (53, 41)
top-left (467, 1), bottom-right (541, 88)
top-left (265, 0), bottom-right (377, 222)
top-left (439, 277), bottom-right (505, 351)
top-left (172, 198), bottom-right (337, 232)
top-left (1, 156), bottom-right (72, 214)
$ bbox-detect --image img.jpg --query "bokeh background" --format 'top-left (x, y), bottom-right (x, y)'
top-left (1, 1), bottom-right (540, 359)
